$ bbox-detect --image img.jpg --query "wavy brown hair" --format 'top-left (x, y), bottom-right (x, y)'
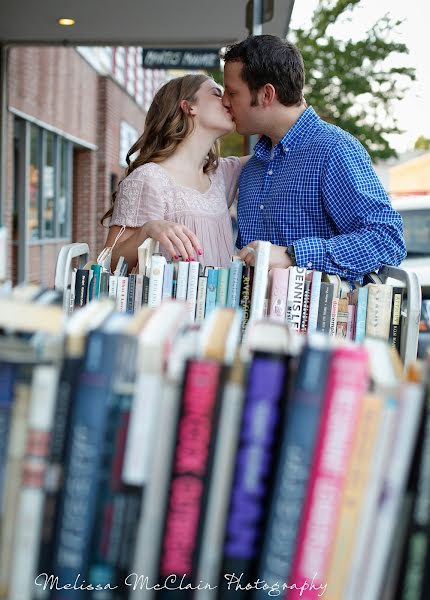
top-left (101, 74), bottom-right (220, 225)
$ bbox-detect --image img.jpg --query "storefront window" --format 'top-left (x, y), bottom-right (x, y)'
top-left (43, 131), bottom-right (55, 238)
top-left (58, 139), bottom-right (70, 238)
top-left (29, 124), bottom-right (40, 240)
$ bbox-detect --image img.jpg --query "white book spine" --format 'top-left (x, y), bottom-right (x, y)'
top-left (116, 276), bottom-right (128, 312)
top-left (329, 297), bottom-right (339, 337)
top-left (9, 365), bottom-right (58, 600)
top-left (175, 261), bottom-right (189, 301)
top-left (122, 372), bottom-right (162, 486)
top-left (108, 274), bottom-right (118, 300)
top-left (68, 269), bottom-right (77, 315)
top-left (186, 261), bottom-right (200, 320)
top-left (195, 276), bottom-right (208, 323)
top-left (162, 263), bottom-right (174, 299)
top-left (307, 270), bottom-right (322, 333)
top-left (360, 383), bottom-right (424, 600)
top-left (249, 241), bottom-right (271, 322)
top-left (148, 254), bottom-right (166, 309)
top-left (285, 266), bottom-right (306, 330)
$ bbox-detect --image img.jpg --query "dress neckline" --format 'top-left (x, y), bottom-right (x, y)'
top-left (151, 162), bottom-right (214, 195)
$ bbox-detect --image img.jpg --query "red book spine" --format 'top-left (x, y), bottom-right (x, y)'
top-left (159, 360), bottom-right (221, 580)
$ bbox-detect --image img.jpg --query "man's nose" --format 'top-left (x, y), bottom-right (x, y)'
top-left (222, 93), bottom-right (230, 108)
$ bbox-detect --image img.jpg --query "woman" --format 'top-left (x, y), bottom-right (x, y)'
top-left (102, 74), bottom-right (249, 270)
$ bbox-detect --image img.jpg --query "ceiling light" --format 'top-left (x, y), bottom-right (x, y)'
top-left (58, 18), bottom-right (75, 26)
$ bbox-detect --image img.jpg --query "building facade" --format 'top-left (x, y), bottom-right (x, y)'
top-left (5, 45), bottom-right (167, 285)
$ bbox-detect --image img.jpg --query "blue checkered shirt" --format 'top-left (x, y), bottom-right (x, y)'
top-left (236, 107), bottom-right (406, 282)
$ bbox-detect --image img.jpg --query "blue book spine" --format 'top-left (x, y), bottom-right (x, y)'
top-left (162, 263), bottom-right (174, 299)
top-left (0, 363), bottom-right (15, 512)
top-left (254, 342), bottom-right (332, 597)
top-left (220, 353), bottom-right (288, 598)
top-left (227, 261), bottom-right (243, 309)
top-left (51, 329), bottom-right (123, 599)
top-left (205, 268), bottom-right (218, 318)
top-left (355, 286), bottom-right (369, 343)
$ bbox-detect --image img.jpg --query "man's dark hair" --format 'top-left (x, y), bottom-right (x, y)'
top-left (223, 35), bottom-right (305, 107)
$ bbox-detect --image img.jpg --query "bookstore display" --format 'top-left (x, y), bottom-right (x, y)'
top-left (0, 235), bottom-right (427, 600)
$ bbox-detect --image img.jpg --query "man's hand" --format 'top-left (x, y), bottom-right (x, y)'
top-left (142, 220), bottom-right (202, 261)
top-left (239, 241), bottom-right (292, 269)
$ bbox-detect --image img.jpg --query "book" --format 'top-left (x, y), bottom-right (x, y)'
top-left (239, 265), bottom-right (253, 336)
top-left (249, 241), bottom-right (271, 323)
top-left (286, 267), bottom-right (307, 331)
top-left (307, 271), bottom-right (322, 333)
top-left (216, 268), bottom-right (230, 308)
top-left (74, 268), bottom-right (90, 308)
top-left (176, 261), bottom-right (189, 302)
top-left (268, 267), bottom-right (289, 322)
top-left (365, 284), bottom-right (393, 341)
top-left (148, 253), bottom-right (166, 309)
top-left (389, 286), bottom-right (404, 353)
top-left (300, 274), bottom-right (312, 333)
top-left (316, 282), bottom-right (334, 334)
top-left (227, 260), bottom-right (243, 309)
top-left (205, 268), bottom-right (218, 319)
top-left (195, 275), bottom-right (208, 323)
top-left (186, 260), bottom-right (200, 320)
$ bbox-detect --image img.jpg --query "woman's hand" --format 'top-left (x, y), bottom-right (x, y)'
top-left (142, 220), bottom-right (203, 261)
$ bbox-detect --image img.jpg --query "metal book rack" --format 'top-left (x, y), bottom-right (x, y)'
top-left (53, 243), bottom-right (422, 368)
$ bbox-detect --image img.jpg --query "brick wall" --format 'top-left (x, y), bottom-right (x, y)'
top-left (6, 47), bottom-right (147, 284)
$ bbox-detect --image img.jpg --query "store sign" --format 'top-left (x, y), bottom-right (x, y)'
top-left (142, 48), bottom-right (220, 70)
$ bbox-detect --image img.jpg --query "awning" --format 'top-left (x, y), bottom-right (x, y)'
top-left (0, 0), bottom-right (295, 46)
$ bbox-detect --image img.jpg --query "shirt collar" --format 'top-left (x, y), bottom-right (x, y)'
top-left (254, 106), bottom-right (321, 160)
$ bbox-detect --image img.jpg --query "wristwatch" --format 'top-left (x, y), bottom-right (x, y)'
top-left (286, 244), bottom-right (297, 266)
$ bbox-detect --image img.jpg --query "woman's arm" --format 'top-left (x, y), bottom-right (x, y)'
top-left (104, 221), bottom-right (203, 272)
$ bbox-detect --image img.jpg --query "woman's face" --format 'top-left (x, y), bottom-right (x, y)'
top-left (191, 79), bottom-right (235, 137)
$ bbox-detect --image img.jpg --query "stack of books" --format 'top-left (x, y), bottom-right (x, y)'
top-left (67, 240), bottom-right (405, 355)
top-left (0, 295), bottom-right (427, 600)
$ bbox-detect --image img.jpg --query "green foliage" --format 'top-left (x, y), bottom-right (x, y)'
top-left (291, 0), bottom-right (415, 160)
top-left (414, 135), bottom-right (430, 150)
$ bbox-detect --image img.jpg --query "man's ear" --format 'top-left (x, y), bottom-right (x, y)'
top-left (261, 84), bottom-right (276, 108)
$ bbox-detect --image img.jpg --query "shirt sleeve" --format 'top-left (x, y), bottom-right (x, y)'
top-left (217, 156), bottom-right (243, 208)
top-left (110, 165), bottom-right (166, 227)
top-left (293, 139), bottom-right (406, 282)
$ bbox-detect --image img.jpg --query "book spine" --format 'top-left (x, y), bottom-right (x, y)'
top-left (108, 275), bottom-right (118, 301)
top-left (195, 276), bottom-right (208, 323)
top-left (300, 277), bottom-right (311, 333)
top-left (142, 274), bottom-right (150, 305)
top-left (335, 298), bottom-right (348, 339)
top-left (307, 271), bottom-right (322, 333)
top-left (99, 271), bottom-right (110, 299)
top-left (216, 268), bottom-right (230, 308)
top-left (68, 269), bottom-right (77, 314)
top-left (89, 264), bottom-right (102, 300)
top-left (186, 261), bottom-right (200, 320)
top-left (219, 353), bottom-right (289, 598)
top-left (158, 360), bottom-right (222, 596)
top-left (205, 268), bottom-right (218, 319)
top-left (346, 304), bottom-right (356, 340)
top-left (9, 365), bottom-right (59, 600)
top-left (0, 363), bottom-right (15, 517)
top-left (134, 273), bottom-right (144, 311)
top-left (355, 286), bottom-right (369, 343)
top-left (316, 282), bottom-right (334, 334)
top-left (324, 392), bottom-right (384, 600)
top-left (162, 263), bottom-right (174, 300)
top-left (126, 273), bottom-right (136, 314)
top-left (389, 287), bottom-right (404, 353)
top-left (287, 345), bottom-right (369, 600)
top-left (329, 297), bottom-right (339, 337)
top-left (249, 241), bottom-right (271, 322)
top-left (74, 269), bottom-right (89, 307)
top-left (239, 266), bottom-right (253, 336)
top-left (268, 267), bottom-right (289, 322)
top-left (148, 254), bottom-right (166, 309)
top-left (286, 267), bottom-right (306, 331)
top-left (116, 276), bottom-right (129, 312)
top-left (176, 261), bottom-right (189, 301)
top-left (227, 261), bottom-right (243, 309)
top-left (50, 329), bottom-right (122, 598)
top-left (255, 343), bottom-right (331, 598)
top-left (365, 284), bottom-right (393, 340)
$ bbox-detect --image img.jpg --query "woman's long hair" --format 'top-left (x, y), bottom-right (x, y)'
top-left (101, 74), bottom-right (220, 225)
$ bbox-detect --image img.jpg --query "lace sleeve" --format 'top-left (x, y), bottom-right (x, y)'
top-left (110, 165), bottom-right (167, 227)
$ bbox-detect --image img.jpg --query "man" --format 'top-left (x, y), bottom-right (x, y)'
top-left (222, 35), bottom-right (406, 282)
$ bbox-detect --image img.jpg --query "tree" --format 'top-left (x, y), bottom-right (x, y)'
top-left (414, 135), bottom-right (430, 151)
top-left (291, 0), bottom-right (415, 160)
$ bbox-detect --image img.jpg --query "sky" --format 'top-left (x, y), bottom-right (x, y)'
top-left (289, 0), bottom-right (430, 153)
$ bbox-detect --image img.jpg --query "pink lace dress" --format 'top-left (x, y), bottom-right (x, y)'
top-left (110, 157), bottom-right (242, 268)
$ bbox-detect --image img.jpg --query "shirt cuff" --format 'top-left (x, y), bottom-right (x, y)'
top-left (293, 237), bottom-right (360, 282)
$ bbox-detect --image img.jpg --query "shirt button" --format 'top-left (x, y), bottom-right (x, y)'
top-left (307, 262), bottom-right (313, 268)
top-left (268, 170), bottom-right (273, 175)
top-left (260, 204), bottom-right (264, 209)
top-left (285, 148), bottom-right (289, 152)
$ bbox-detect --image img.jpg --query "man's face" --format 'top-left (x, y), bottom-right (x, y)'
top-left (222, 61), bottom-right (260, 136)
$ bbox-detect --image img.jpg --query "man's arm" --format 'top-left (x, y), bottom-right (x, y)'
top-left (292, 138), bottom-right (406, 281)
